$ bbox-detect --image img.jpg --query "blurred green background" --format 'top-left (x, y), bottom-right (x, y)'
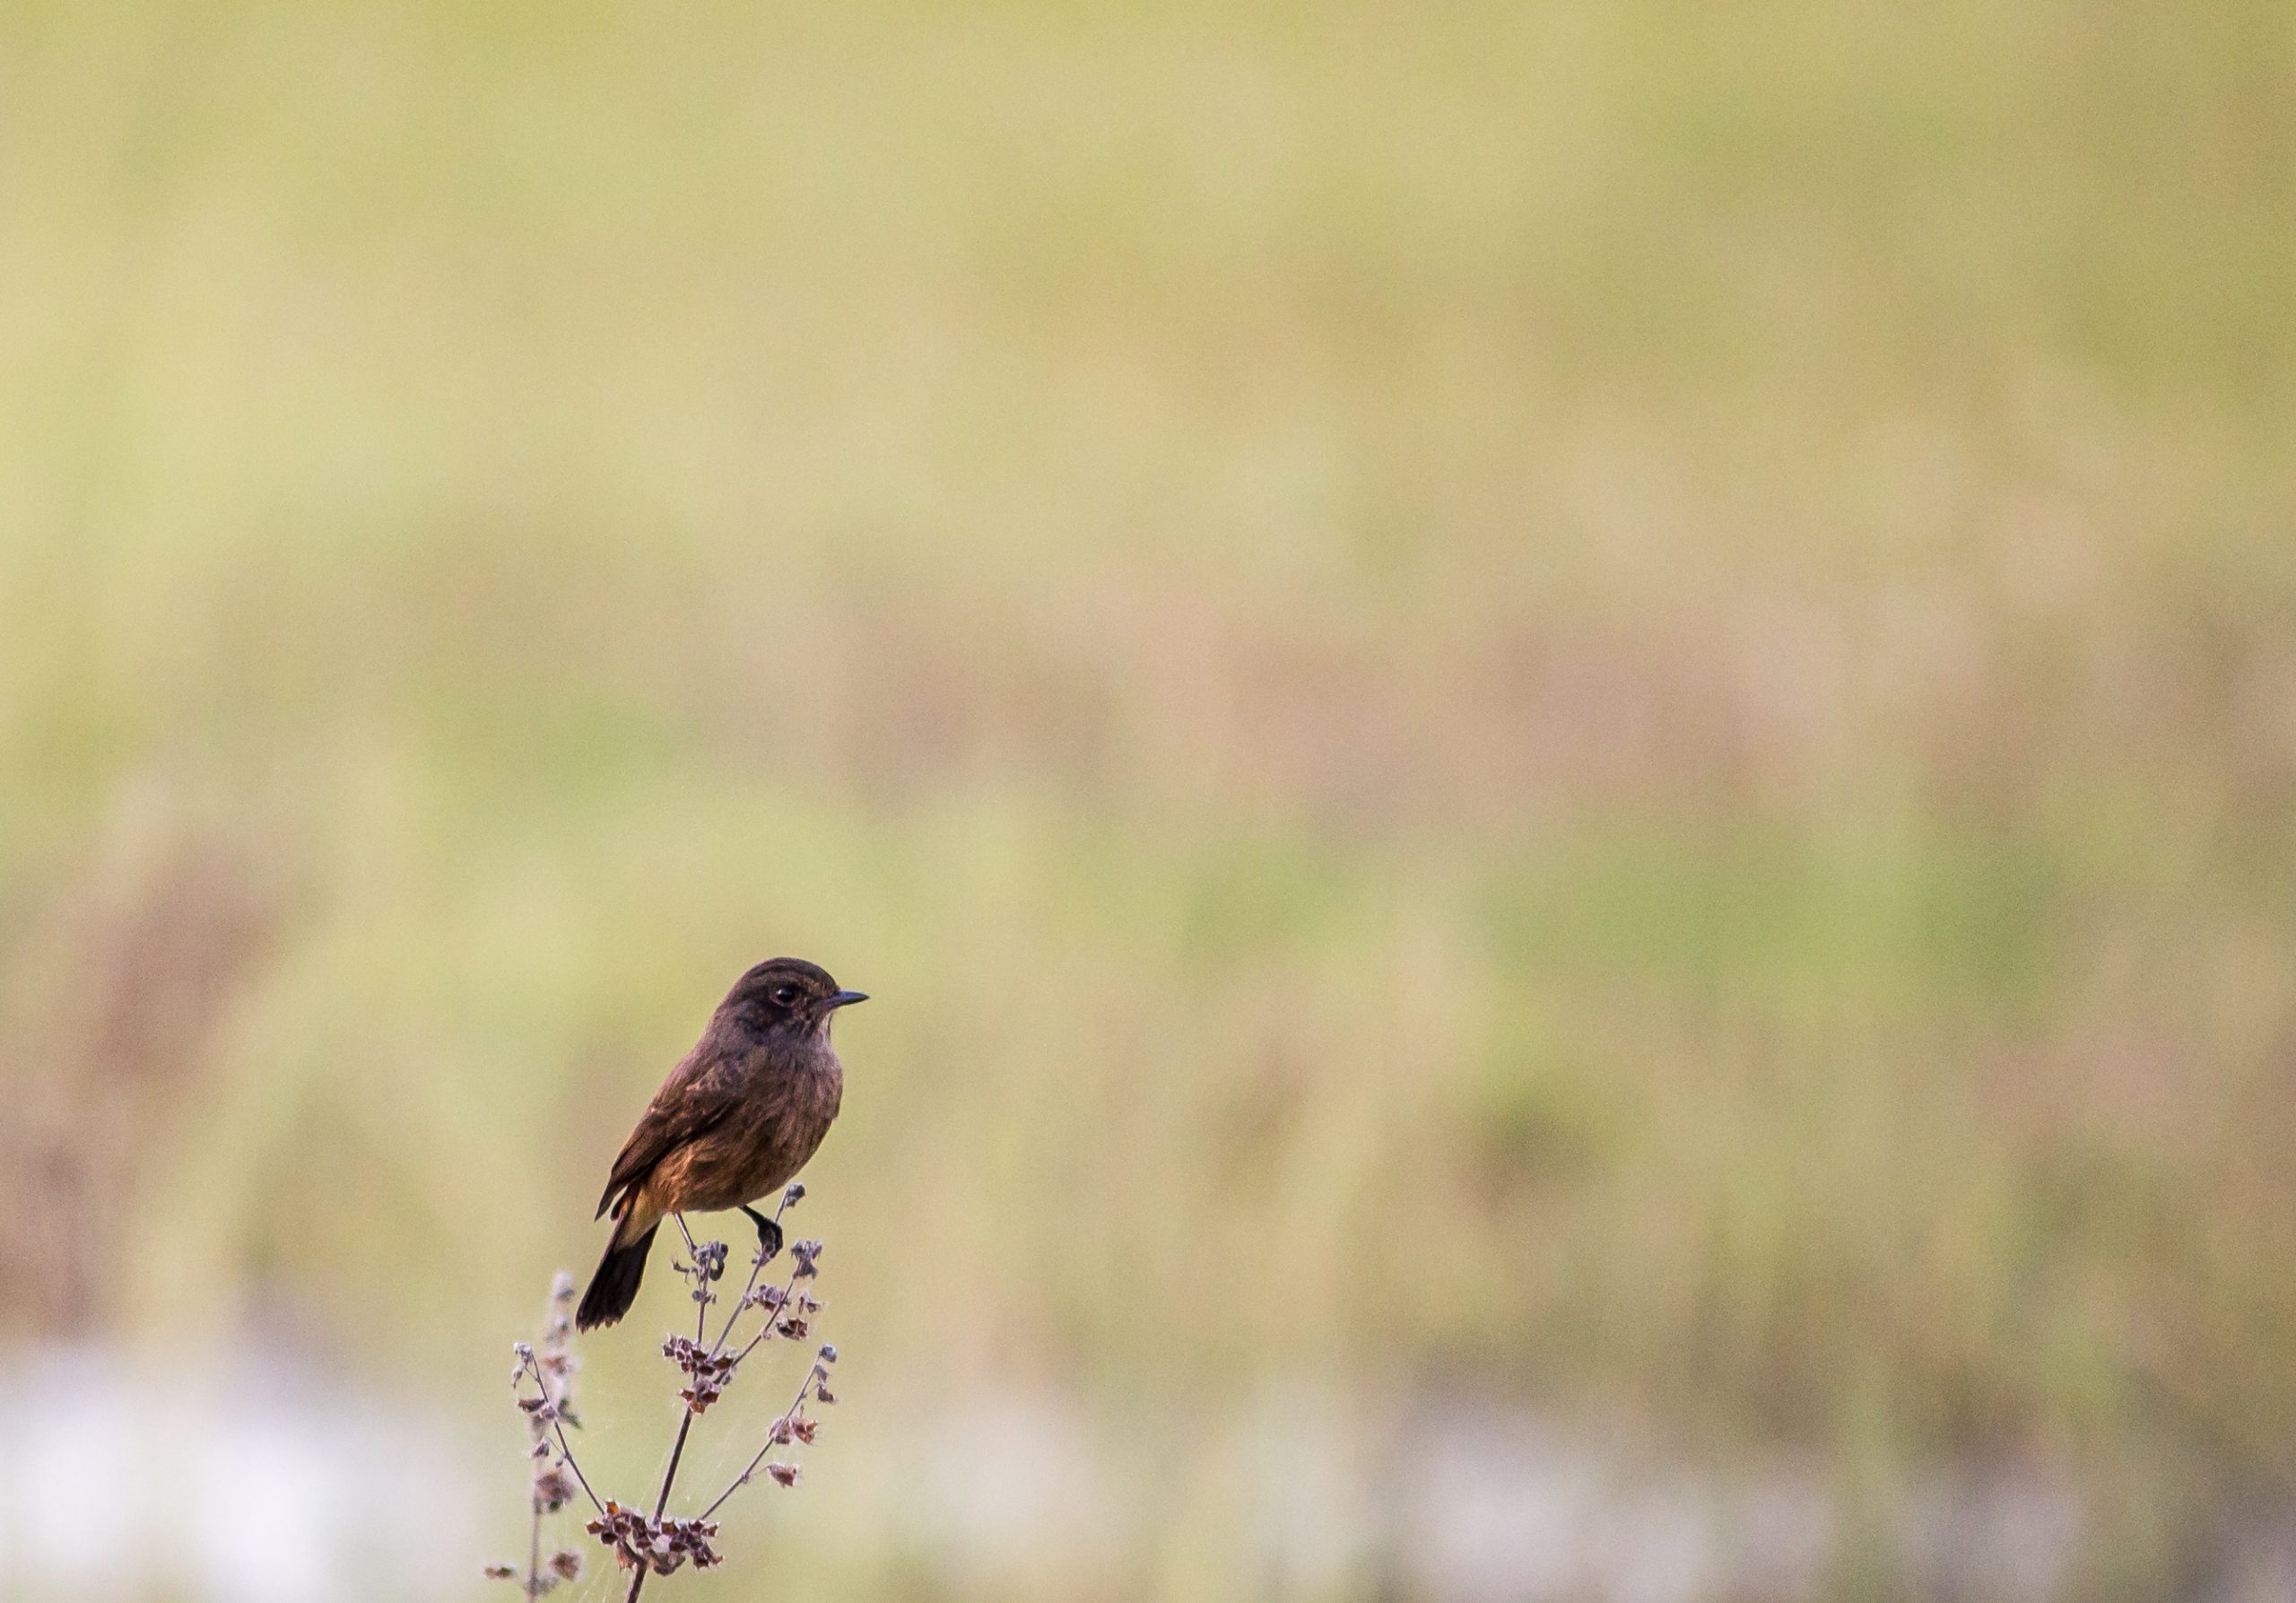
top-left (2, 2), bottom-right (2293, 1599)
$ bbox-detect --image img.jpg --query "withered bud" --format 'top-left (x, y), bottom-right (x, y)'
top-left (533, 1467), bottom-right (576, 1513)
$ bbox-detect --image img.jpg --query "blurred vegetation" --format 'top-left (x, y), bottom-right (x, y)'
top-left (2, 0), bottom-right (2293, 1597)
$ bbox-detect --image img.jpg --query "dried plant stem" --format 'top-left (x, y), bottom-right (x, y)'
top-left (516, 1351), bottom-right (605, 1515)
top-left (700, 1363), bottom-right (823, 1521)
top-left (623, 1422), bottom-right (696, 1602)
top-left (623, 1197), bottom-right (800, 1603)
top-left (500, 1189), bottom-right (831, 1599)
top-left (709, 1233), bottom-right (778, 1358)
top-left (673, 1215), bottom-right (712, 1340)
top-left (628, 1220), bottom-right (706, 1603)
top-left (493, 1275), bottom-right (596, 1598)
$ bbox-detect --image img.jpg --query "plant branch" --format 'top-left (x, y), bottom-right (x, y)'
top-left (501, 1187), bottom-right (832, 1600)
top-left (700, 1362), bottom-right (825, 1521)
top-left (516, 1350), bottom-right (605, 1516)
top-left (673, 1214), bottom-right (709, 1342)
top-left (641, 1194), bottom-right (799, 1544)
top-left (708, 1193), bottom-right (792, 1360)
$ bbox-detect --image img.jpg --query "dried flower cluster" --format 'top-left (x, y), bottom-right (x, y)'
top-left (661, 1335), bottom-right (737, 1414)
top-left (586, 1503), bottom-right (723, 1574)
top-left (491, 1184), bottom-right (841, 1602)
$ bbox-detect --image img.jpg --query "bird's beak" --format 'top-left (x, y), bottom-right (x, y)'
top-left (826, 989), bottom-right (869, 1010)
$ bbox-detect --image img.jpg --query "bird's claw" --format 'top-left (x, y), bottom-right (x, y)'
top-left (741, 1204), bottom-right (783, 1263)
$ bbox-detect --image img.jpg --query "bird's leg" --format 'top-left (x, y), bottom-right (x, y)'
top-left (740, 1204), bottom-right (783, 1262)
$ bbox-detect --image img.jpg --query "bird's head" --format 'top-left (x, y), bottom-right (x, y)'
top-left (720, 957), bottom-right (867, 1041)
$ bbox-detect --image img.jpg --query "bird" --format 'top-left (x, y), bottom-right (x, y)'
top-left (577, 957), bottom-right (865, 1331)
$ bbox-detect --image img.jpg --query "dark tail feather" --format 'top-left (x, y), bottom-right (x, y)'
top-left (578, 1223), bottom-right (658, 1330)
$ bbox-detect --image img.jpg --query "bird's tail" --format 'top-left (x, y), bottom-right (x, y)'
top-left (577, 1220), bottom-right (659, 1330)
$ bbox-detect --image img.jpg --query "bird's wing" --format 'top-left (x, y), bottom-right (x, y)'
top-left (594, 1050), bottom-right (740, 1219)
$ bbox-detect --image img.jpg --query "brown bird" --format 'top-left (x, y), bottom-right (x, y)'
top-left (577, 957), bottom-right (865, 1331)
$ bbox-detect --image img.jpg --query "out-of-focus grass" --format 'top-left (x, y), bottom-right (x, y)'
top-left (3, 0), bottom-right (2294, 1595)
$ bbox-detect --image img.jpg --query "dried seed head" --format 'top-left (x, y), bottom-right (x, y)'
top-left (533, 1466), bottom-right (576, 1514)
top-left (587, 1503), bottom-right (722, 1575)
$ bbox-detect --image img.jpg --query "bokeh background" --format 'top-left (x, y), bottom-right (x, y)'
top-left (3, 3), bottom-right (2294, 1599)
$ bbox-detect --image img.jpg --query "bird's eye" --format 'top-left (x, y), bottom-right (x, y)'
top-left (772, 985), bottom-right (800, 1006)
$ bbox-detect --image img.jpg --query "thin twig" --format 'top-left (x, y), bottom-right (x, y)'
top-left (700, 1363), bottom-right (823, 1522)
top-left (673, 1214), bottom-right (709, 1342)
top-left (627, 1205), bottom-right (750, 1603)
top-left (515, 1351), bottom-right (605, 1516)
top-left (707, 1195), bottom-right (790, 1361)
top-left (726, 1290), bottom-right (796, 1369)
top-left (507, 1190), bottom-right (824, 1600)
top-left (653, 1415), bottom-right (698, 1522)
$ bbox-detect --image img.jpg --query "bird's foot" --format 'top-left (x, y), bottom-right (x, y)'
top-left (741, 1204), bottom-right (783, 1263)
